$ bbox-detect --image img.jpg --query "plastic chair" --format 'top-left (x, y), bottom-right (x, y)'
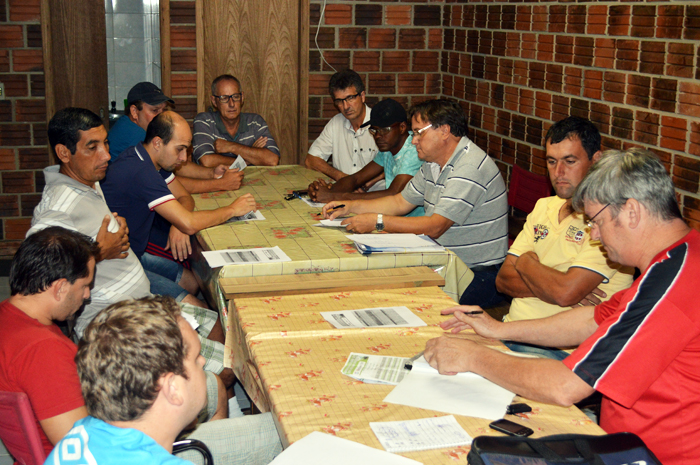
top-left (173, 439), bottom-right (214, 465)
top-left (0, 391), bottom-right (46, 465)
top-left (507, 165), bottom-right (551, 245)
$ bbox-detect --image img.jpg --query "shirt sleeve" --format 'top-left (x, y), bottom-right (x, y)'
top-left (192, 113), bottom-right (216, 163)
top-left (252, 115), bottom-right (280, 157)
top-left (18, 338), bottom-right (84, 420)
top-left (307, 119), bottom-right (336, 161)
top-left (135, 164), bottom-right (175, 211)
top-left (401, 164), bottom-right (428, 206)
top-left (569, 235), bottom-right (618, 282)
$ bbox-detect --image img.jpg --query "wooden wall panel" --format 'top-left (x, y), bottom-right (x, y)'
top-left (196, 0), bottom-right (307, 165)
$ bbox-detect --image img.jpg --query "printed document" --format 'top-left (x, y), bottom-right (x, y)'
top-left (202, 246), bottom-right (291, 268)
top-left (225, 210), bottom-right (265, 223)
top-left (370, 415), bottom-right (472, 453)
top-left (321, 306), bottom-right (426, 328)
top-left (341, 353), bottom-right (410, 385)
top-left (228, 156), bottom-right (247, 171)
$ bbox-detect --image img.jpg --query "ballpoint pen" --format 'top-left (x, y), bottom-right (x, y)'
top-left (404, 350), bottom-right (424, 371)
top-left (328, 204), bottom-right (345, 211)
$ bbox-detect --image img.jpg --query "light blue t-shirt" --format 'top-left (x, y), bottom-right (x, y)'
top-left (45, 416), bottom-right (190, 465)
top-left (373, 134), bottom-right (424, 217)
top-left (107, 116), bottom-right (146, 163)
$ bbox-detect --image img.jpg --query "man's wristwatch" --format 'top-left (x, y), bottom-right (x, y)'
top-left (376, 214), bottom-right (384, 232)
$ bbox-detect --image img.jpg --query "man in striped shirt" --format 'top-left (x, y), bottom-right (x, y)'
top-left (324, 99), bottom-right (508, 306)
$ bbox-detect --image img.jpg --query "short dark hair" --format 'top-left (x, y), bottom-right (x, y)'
top-left (48, 108), bottom-right (103, 157)
top-left (328, 69), bottom-right (364, 95)
top-left (77, 296), bottom-right (186, 422)
top-left (211, 74), bottom-right (242, 96)
top-left (408, 99), bottom-right (468, 138)
top-left (11, 226), bottom-right (99, 296)
top-left (545, 116), bottom-right (601, 160)
top-left (144, 111), bottom-right (175, 145)
top-left (124, 100), bottom-right (144, 116)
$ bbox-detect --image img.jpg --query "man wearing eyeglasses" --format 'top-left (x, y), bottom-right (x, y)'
top-left (192, 74), bottom-right (280, 167)
top-left (304, 69), bottom-right (380, 188)
top-left (487, 116), bottom-right (633, 360)
top-left (306, 98), bottom-right (424, 215)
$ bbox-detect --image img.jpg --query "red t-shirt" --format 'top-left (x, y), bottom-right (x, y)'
top-left (564, 230), bottom-right (700, 465)
top-left (0, 300), bottom-right (85, 456)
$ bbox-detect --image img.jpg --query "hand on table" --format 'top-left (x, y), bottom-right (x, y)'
top-left (439, 305), bottom-right (503, 339)
top-left (424, 335), bottom-right (477, 375)
top-left (308, 179), bottom-right (333, 202)
top-left (322, 200), bottom-right (350, 219)
top-left (340, 213), bottom-right (378, 233)
top-left (229, 193), bottom-right (256, 216)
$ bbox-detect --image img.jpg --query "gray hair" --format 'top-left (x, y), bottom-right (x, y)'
top-left (573, 147), bottom-right (682, 221)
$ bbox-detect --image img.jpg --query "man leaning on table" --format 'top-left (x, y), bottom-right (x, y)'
top-left (304, 69), bottom-right (382, 190)
top-left (308, 98), bottom-right (424, 216)
top-left (494, 116), bottom-right (634, 359)
top-left (324, 99), bottom-right (508, 306)
top-left (425, 148), bottom-right (700, 465)
top-left (192, 74), bottom-right (280, 167)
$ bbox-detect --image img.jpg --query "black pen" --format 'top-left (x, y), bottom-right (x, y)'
top-left (463, 310), bottom-right (483, 316)
top-left (328, 204), bottom-right (346, 211)
top-left (404, 350), bottom-right (424, 371)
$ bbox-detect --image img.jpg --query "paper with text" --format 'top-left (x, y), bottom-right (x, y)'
top-left (225, 210), bottom-right (265, 223)
top-left (228, 156), bottom-right (247, 171)
top-left (321, 306), bottom-right (427, 328)
top-left (202, 246), bottom-right (290, 268)
top-left (341, 353), bottom-right (409, 385)
top-left (370, 415), bottom-right (472, 453)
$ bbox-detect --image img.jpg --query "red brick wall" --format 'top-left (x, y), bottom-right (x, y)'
top-left (308, 0), bottom-right (443, 141)
top-left (0, 0), bottom-right (44, 255)
top-left (441, 2), bottom-right (700, 230)
top-left (169, 0), bottom-right (198, 121)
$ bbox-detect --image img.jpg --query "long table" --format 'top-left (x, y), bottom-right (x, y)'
top-left (225, 286), bottom-right (604, 463)
top-left (191, 165), bottom-right (473, 322)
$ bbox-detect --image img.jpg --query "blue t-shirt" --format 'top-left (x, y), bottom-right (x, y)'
top-left (45, 416), bottom-right (189, 465)
top-left (101, 143), bottom-right (176, 257)
top-left (107, 116), bottom-right (146, 163)
top-left (373, 134), bottom-right (425, 217)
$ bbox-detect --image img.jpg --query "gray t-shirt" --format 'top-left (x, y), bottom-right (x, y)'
top-left (402, 137), bottom-right (508, 267)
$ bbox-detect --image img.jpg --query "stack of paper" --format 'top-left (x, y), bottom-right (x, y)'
top-left (346, 234), bottom-right (445, 254)
top-left (341, 353), bottom-right (410, 385)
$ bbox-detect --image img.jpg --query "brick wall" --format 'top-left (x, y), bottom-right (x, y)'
top-left (169, 0), bottom-right (198, 121)
top-left (0, 0), bottom-right (44, 255)
top-left (441, 1), bottom-right (700, 230)
top-left (308, 0), bottom-right (443, 141)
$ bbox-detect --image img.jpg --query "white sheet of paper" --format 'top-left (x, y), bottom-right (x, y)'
top-left (321, 306), bottom-right (427, 328)
top-left (268, 431), bottom-right (421, 465)
top-left (384, 357), bottom-right (515, 421)
top-left (314, 219), bottom-right (348, 228)
top-left (202, 246), bottom-right (291, 268)
top-left (229, 156), bottom-right (247, 171)
top-left (341, 353), bottom-right (409, 385)
top-left (225, 210), bottom-right (265, 223)
top-left (346, 233), bottom-right (443, 249)
top-left (370, 415), bottom-right (472, 453)
top-left (300, 196), bottom-right (326, 208)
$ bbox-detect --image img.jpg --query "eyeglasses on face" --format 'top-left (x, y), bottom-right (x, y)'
top-left (412, 123), bottom-right (433, 139)
top-left (586, 203), bottom-right (611, 229)
top-left (214, 93), bottom-right (242, 103)
top-left (333, 92), bottom-right (361, 106)
top-left (368, 123), bottom-right (399, 136)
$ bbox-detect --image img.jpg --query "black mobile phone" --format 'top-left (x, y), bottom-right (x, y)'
top-left (489, 419), bottom-right (534, 437)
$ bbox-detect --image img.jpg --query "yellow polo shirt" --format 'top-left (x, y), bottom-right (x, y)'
top-left (504, 196), bottom-right (634, 322)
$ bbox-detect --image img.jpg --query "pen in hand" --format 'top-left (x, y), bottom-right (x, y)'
top-left (462, 310), bottom-right (483, 316)
top-left (404, 350), bottom-right (424, 371)
top-left (328, 204), bottom-right (345, 212)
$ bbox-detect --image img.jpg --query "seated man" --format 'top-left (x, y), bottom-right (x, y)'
top-left (0, 227), bottom-right (95, 457)
top-left (493, 116), bottom-right (634, 358)
top-left (307, 98), bottom-right (424, 217)
top-left (324, 99), bottom-right (508, 305)
top-left (109, 81), bottom-right (244, 194)
top-left (192, 74), bottom-right (280, 167)
top-left (304, 69), bottom-right (382, 189)
top-left (426, 148), bottom-right (699, 465)
top-left (101, 111), bottom-right (256, 306)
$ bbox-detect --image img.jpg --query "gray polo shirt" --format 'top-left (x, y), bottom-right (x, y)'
top-left (28, 166), bottom-right (151, 336)
top-left (402, 137), bottom-right (508, 268)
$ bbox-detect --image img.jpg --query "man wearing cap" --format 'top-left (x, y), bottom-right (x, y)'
top-left (307, 98), bottom-right (424, 216)
top-left (192, 74), bottom-right (280, 167)
top-left (108, 82), bottom-right (244, 194)
top-left (304, 69), bottom-right (383, 190)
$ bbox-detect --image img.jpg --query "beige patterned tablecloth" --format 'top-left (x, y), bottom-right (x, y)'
top-left (191, 166), bottom-right (473, 317)
top-left (225, 286), bottom-right (604, 463)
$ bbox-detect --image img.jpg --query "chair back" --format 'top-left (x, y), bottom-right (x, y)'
top-left (507, 164), bottom-right (551, 214)
top-left (0, 391), bottom-right (46, 465)
top-left (173, 438), bottom-right (214, 465)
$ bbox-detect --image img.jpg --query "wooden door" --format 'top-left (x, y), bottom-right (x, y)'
top-left (41, 0), bottom-right (109, 126)
top-left (196, 0), bottom-right (309, 165)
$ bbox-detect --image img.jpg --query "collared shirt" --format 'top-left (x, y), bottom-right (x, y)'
top-left (373, 134), bottom-right (424, 217)
top-left (402, 136), bottom-right (508, 268)
top-left (192, 111), bottom-right (280, 164)
top-left (505, 196), bottom-right (633, 323)
top-left (308, 105), bottom-right (378, 176)
top-left (28, 166), bottom-right (151, 336)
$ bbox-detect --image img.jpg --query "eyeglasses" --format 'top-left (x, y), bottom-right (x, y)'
top-left (368, 123), bottom-right (398, 136)
top-left (412, 123), bottom-right (433, 139)
top-left (214, 93), bottom-right (242, 103)
top-left (586, 203), bottom-right (611, 229)
top-left (333, 92), bottom-right (361, 106)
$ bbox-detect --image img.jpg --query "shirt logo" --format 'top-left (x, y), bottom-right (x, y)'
top-left (565, 225), bottom-right (585, 244)
top-left (533, 224), bottom-right (549, 243)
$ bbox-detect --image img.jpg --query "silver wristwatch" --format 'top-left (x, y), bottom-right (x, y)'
top-left (376, 213), bottom-right (384, 232)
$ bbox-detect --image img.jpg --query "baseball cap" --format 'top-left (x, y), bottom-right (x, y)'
top-left (127, 82), bottom-right (174, 106)
top-left (360, 98), bottom-right (407, 128)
